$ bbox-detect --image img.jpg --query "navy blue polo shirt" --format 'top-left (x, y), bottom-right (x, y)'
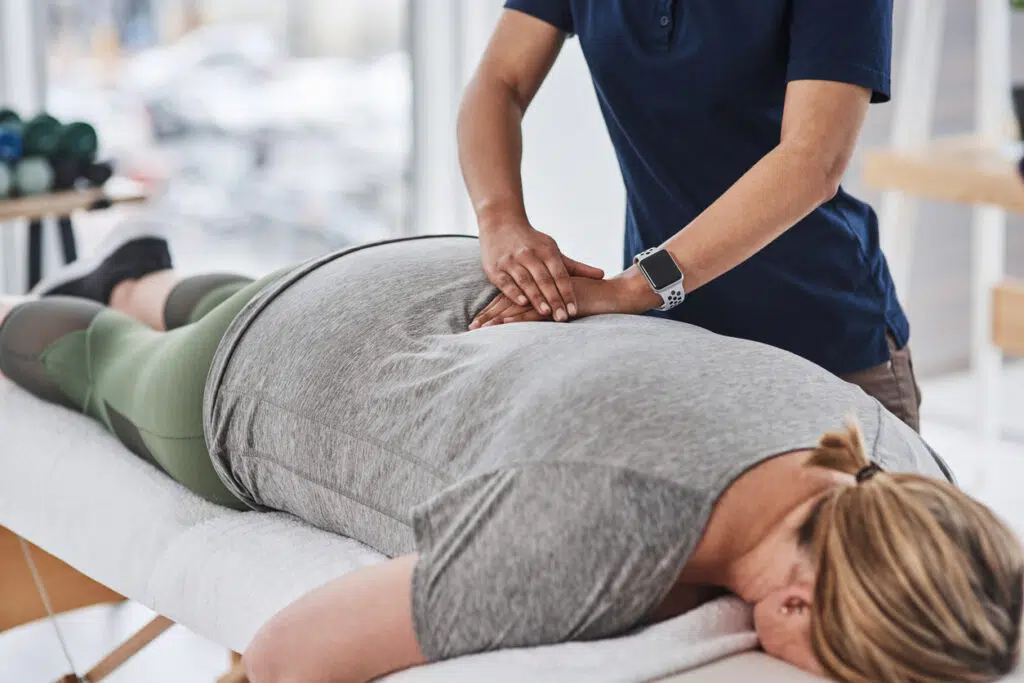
top-left (505, 0), bottom-right (905, 376)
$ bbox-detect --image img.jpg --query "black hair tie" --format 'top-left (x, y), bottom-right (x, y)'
top-left (855, 462), bottom-right (884, 484)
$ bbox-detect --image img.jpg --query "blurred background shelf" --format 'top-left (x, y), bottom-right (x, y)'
top-left (994, 279), bottom-right (1024, 357)
top-left (864, 137), bottom-right (1024, 213)
top-left (863, 0), bottom-right (1018, 441)
top-left (0, 177), bottom-right (148, 290)
top-left (0, 177), bottom-right (146, 222)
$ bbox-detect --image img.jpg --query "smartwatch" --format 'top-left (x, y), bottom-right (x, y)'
top-left (633, 247), bottom-right (685, 311)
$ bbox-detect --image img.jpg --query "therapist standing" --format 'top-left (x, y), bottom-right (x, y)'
top-left (463, 1), bottom-right (922, 431)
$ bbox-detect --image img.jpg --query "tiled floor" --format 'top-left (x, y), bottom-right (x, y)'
top-left (2, 366), bottom-right (1022, 682)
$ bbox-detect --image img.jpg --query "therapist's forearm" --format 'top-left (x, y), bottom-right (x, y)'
top-left (621, 142), bottom-right (841, 302)
top-left (668, 142), bottom-right (839, 291)
top-left (458, 76), bottom-right (530, 231)
top-left (614, 80), bottom-right (871, 312)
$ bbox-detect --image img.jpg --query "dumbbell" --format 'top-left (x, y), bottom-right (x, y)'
top-left (0, 109), bottom-right (24, 164)
top-left (14, 156), bottom-right (55, 195)
top-left (84, 160), bottom-right (114, 187)
top-left (51, 157), bottom-right (81, 190)
top-left (0, 123), bottom-right (22, 163)
top-left (22, 113), bottom-right (62, 158)
top-left (0, 109), bottom-right (21, 127)
top-left (50, 158), bottom-right (114, 191)
top-left (56, 121), bottom-right (99, 164)
top-left (19, 113), bottom-right (100, 161)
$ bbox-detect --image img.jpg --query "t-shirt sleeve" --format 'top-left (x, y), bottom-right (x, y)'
top-left (504, 0), bottom-right (574, 35)
top-left (785, 0), bottom-right (893, 103)
top-left (410, 463), bottom-right (699, 661)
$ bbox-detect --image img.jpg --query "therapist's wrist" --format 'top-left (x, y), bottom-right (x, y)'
top-left (475, 199), bottom-right (530, 234)
top-left (615, 266), bottom-right (662, 314)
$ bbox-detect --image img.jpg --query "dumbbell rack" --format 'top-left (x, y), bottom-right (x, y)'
top-left (0, 178), bottom-right (147, 290)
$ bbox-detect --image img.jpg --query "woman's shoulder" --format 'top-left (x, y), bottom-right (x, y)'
top-left (873, 408), bottom-right (953, 483)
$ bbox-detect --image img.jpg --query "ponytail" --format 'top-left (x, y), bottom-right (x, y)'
top-left (799, 420), bottom-right (1024, 683)
top-left (804, 420), bottom-right (870, 475)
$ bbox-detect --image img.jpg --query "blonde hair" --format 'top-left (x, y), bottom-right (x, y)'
top-left (801, 422), bottom-right (1023, 683)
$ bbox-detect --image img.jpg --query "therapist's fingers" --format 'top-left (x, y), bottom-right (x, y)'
top-left (470, 296), bottom-right (518, 329)
top-left (506, 263), bottom-right (551, 318)
top-left (476, 301), bottom-right (532, 329)
top-left (476, 293), bottom-right (512, 319)
top-left (479, 303), bottom-right (535, 328)
top-left (562, 256), bottom-right (605, 281)
top-left (498, 309), bottom-right (548, 325)
top-left (518, 253), bottom-right (568, 322)
top-left (488, 270), bottom-right (529, 308)
top-left (543, 255), bottom-right (579, 318)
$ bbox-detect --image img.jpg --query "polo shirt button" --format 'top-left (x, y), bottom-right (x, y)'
top-left (659, 15), bottom-right (671, 27)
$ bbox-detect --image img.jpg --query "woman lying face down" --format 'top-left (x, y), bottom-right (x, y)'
top-left (752, 428), bottom-right (1023, 682)
top-left (0, 233), bottom-right (1020, 683)
top-left (243, 424), bottom-right (1023, 683)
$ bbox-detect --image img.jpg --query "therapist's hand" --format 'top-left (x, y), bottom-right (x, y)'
top-left (480, 218), bottom-right (604, 323)
top-left (470, 268), bottom-right (660, 329)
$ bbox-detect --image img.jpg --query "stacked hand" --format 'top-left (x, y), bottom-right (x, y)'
top-left (477, 221), bottom-right (604, 324)
top-left (471, 276), bottom-right (648, 328)
top-left (471, 222), bottom-right (660, 329)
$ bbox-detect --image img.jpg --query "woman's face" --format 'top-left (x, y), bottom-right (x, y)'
top-left (752, 579), bottom-right (825, 676)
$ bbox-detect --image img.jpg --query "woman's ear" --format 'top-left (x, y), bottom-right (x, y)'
top-left (754, 581), bottom-right (823, 676)
top-left (779, 582), bottom-right (815, 619)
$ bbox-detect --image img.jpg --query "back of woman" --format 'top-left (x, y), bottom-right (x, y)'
top-left (205, 236), bottom-right (947, 556)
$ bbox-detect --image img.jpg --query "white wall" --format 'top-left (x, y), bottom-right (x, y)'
top-left (460, 3), bottom-right (625, 274)
top-left (519, 42), bottom-right (625, 274)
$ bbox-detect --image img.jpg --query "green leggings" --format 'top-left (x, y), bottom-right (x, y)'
top-left (0, 269), bottom-right (288, 510)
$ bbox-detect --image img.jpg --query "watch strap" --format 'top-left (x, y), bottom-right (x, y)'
top-left (633, 248), bottom-right (685, 312)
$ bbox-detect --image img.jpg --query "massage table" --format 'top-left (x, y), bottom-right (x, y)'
top-left (0, 380), bottom-right (845, 682)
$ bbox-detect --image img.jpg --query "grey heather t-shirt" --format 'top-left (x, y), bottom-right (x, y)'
top-left (203, 236), bottom-right (947, 661)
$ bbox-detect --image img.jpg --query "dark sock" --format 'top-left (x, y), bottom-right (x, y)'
top-left (163, 274), bottom-right (254, 330)
top-left (40, 238), bottom-right (173, 304)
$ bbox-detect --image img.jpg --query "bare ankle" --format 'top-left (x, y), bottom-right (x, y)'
top-left (109, 279), bottom-right (137, 312)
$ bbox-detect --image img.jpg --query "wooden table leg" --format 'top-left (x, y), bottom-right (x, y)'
top-left (27, 218), bottom-right (43, 290)
top-left (218, 652), bottom-right (249, 683)
top-left (82, 615), bottom-right (174, 682)
top-left (57, 215), bottom-right (77, 264)
top-left (0, 527), bottom-right (122, 632)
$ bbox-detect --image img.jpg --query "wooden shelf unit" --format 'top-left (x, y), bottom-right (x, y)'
top-left (0, 179), bottom-right (147, 223)
top-left (864, 136), bottom-right (1024, 214)
top-left (0, 178), bottom-right (149, 291)
top-left (864, 137), bottom-right (1024, 360)
top-left (994, 279), bottom-right (1024, 357)
top-left (863, 0), bottom-right (1017, 439)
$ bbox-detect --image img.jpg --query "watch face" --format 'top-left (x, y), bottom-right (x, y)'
top-left (640, 249), bottom-right (681, 290)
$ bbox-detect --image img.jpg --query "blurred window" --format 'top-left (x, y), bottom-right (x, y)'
top-left (45, 0), bottom-right (411, 273)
